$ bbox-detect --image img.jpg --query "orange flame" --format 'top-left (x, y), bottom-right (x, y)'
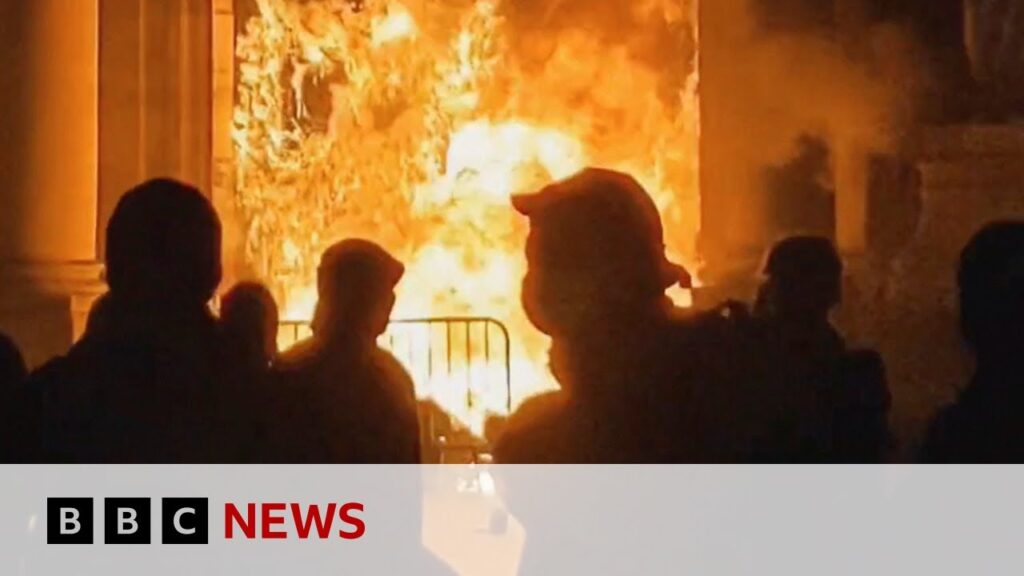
top-left (234, 0), bottom-right (700, 435)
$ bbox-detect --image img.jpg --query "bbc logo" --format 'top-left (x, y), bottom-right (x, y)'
top-left (47, 497), bottom-right (209, 545)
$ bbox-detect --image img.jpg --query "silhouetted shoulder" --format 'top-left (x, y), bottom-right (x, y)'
top-left (505, 392), bottom-right (567, 430)
top-left (371, 348), bottom-right (417, 405)
top-left (273, 338), bottom-right (323, 373)
top-left (26, 354), bottom-right (67, 389)
top-left (922, 399), bottom-right (983, 463)
top-left (922, 383), bottom-right (1024, 463)
top-left (23, 342), bottom-right (106, 462)
top-left (838, 349), bottom-right (890, 409)
top-left (0, 333), bottom-right (26, 387)
top-left (27, 341), bottom-right (103, 406)
top-left (493, 391), bottom-right (569, 463)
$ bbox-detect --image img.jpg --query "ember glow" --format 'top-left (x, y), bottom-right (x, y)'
top-left (233, 0), bottom-right (700, 434)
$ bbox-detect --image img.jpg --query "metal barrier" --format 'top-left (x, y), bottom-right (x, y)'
top-left (277, 316), bottom-right (513, 461)
top-left (384, 317), bottom-right (512, 414)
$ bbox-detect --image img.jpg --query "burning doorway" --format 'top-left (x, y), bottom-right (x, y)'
top-left (218, 0), bottom-right (700, 436)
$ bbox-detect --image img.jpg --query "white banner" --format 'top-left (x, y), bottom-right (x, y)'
top-left (1, 466), bottom-right (1022, 575)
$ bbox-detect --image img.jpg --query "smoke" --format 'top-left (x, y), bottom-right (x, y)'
top-left (714, 0), bottom-right (925, 168)
top-left (690, 0), bottom-right (934, 269)
top-left (494, 0), bottom-right (925, 172)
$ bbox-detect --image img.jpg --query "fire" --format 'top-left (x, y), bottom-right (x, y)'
top-left (370, 3), bottom-right (417, 48)
top-left (233, 0), bottom-right (700, 435)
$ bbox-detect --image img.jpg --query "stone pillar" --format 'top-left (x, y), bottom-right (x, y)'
top-left (0, 0), bottom-right (104, 366)
top-left (212, 0), bottom-right (247, 286)
top-left (0, 0), bottom-right (216, 367)
top-left (697, 0), bottom-right (773, 296)
top-left (98, 0), bottom-right (213, 259)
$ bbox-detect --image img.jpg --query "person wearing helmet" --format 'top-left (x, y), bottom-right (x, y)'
top-left (755, 235), bottom-right (844, 329)
top-left (493, 168), bottom-right (741, 464)
top-left (275, 239), bottom-right (420, 463)
top-left (749, 236), bottom-right (890, 462)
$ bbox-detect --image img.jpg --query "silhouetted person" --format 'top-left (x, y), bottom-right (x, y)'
top-left (493, 168), bottom-right (729, 464)
top-left (748, 236), bottom-right (890, 462)
top-left (0, 332), bottom-right (29, 461)
top-left (494, 169), bottom-right (755, 576)
top-left (924, 221), bottom-right (1024, 462)
top-left (0, 332), bottom-right (25, 391)
top-left (273, 244), bottom-right (450, 572)
top-left (222, 281), bottom-right (279, 372)
top-left (275, 239), bottom-right (420, 463)
top-left (218, 281), bottom-right (281, 462)
top-left (26, 178), bottom-right (229, 462)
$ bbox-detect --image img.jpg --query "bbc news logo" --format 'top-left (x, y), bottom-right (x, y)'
top-left (47, 498), bottom-right (208, 545)
top-left (46, 498), bottom-right (365, 544)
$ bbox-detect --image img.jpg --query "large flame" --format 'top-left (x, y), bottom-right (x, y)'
top-left (233, 0), bottom-right (700, 435)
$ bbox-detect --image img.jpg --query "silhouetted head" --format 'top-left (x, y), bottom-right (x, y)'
top-left (958, 221), bottom-right (1024, 361)
top-left (0, 332), bottom-right (26, 389)
top-left (105, 179), bottom-right (222, 309)
top-left (221, 282), bottom-right (279, 367)
top-left (758, 235), bottom-right (842, 325)
top-left (313, 239), bottom-right (404, 342)
top-left (513, 168), bottom-right (688, 338)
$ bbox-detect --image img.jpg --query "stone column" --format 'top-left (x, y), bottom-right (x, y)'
top-left (212, 0), bottom-right (248, 286)
top-left (0, 0), bottom-right (104, 366)
top-left (697, 0), bottom-right (773, 297)
top-left (0, 0), bottom-right (216, 367)
top-left (98, 0), bottom-right (213, 258)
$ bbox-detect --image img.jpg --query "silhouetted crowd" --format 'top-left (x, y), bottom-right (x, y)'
top-left (0, 172), bottom-right (1022, 463)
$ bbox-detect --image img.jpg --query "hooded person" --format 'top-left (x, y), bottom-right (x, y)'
top-left (275, 239), bottom-right (420, 463)
top-left (26, 178), bottom-right (227, 462)
top-left (271, 240), bottom-right (453, 575)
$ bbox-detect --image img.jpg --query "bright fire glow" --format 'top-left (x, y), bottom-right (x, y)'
top-left (233, 0), bottom-right (700, 435)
